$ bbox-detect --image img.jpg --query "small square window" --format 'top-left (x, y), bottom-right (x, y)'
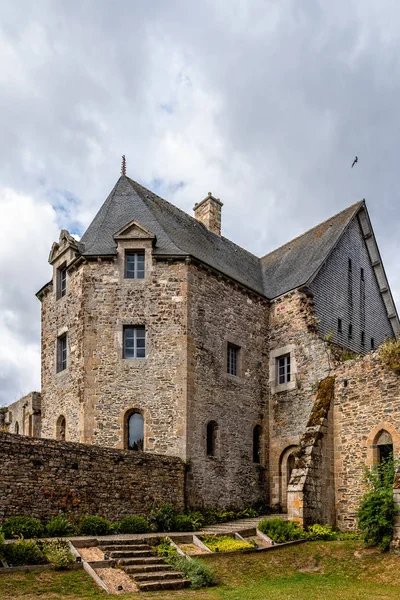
top-left (338, 318), bottom-right (342, 333)
top-left (277, 354), bottom-right (291, 385)
top-left (57, 334), bottom-right (67, 372)
top-left (56, 264), bottom-right (67, 299)
top-left (227, 343), bottom-right (240, 376)
top-left (125, 251), bottom-right (145, 279)
top-left (123, 326), bottom-right (146, 359)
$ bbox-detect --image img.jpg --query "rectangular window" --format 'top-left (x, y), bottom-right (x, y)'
top-left (348, 323), bottom-right (353, 339)
top-left (361, 267), bottom-right (364, 281)
top-left (57, 334), bottom-right (67, 372)
top-left (361, 331), bottom-right (365, 346)
top-left (56, 264), bottom-right (67, 299)
top-left (125, 251), bottom-right (145, 279)
top-left (371, 337), bottom-right (375, 350)
top-left (277, 354), bottom-right (291, 385)
top-left (348, 258), bottom-right (352, 272)
top-left (338, 318), bottom-right (342, 333)
top-left (123, 326), bottom-right (146, 359)
top-left (227, 343), bottom-right (240, 376)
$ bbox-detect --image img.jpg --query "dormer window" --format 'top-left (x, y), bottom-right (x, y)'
top-left (125, 251), bottom-right (145, 279)
top-left (56, 263), bottom-right (67, 299)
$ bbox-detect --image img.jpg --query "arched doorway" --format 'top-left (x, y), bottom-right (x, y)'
top-left (279, 446), bottom-right (298, 512)
top-left (127, 412), bottom-right (144, 451)
top-left (375, 430), bottom-right (393, 464)
top-left (56, 415), bottom-right (66, 441)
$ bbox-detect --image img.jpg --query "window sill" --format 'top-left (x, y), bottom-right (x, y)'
top-left (270, 380), bottom-right (297, 394)
top-left (224, 372), bottom-right (245, 385)
top-left (122, 358), bottom-right (147, 367)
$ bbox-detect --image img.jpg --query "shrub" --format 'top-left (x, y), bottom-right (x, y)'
top-left (45, 515), bottom-right (74, 538)
top-left (78, 516), bottom-right (112, 536)
top-left (357, 458), bottom-right (397, 552)
top-left (149, 504), bottom-right (177, 532)
top-left (306, 524), bottom-right (337, 541)
top-left (380, 338), bottom-right (400, 374)
top-left (154, 538), bottom-right (178, 560)
top-left (173, 515), bottom-right (195, 532)
top-left (202, 534), bottom-right (254, 552)
top-left (40, 539), bottom-right (74, 569)
top-left (0, 527), bottom-right (5, 558)
top-left (4, 539), bottom-right (45, 566)
top-left (185, 511), bottom-right (205, 530)
top-left (258, 518), bottom-right (304, 543)
top-left (117, 516), bottom-right (151, 534)
top-left (173, 556), bottom-right (216, 589)
top-left (2, 516), bottom-right (44, 540)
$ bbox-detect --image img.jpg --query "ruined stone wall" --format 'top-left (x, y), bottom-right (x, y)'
top-left (3, 392), bottom-right (41, 437)
top-left (185, 263), bottom-right (269, 509)
top-left (334, 351), bottom-right (400, 529)
top-left (268, 290), bottom-right (332, 508)
top-left (0, 431), bottom-right (184, 521)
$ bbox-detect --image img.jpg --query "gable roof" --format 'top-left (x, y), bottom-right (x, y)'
top-left (260, 201), bottom-right (363, 298)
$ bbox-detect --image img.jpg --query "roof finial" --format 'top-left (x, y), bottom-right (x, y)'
top-left (121, 155), bottom-right (126, 176)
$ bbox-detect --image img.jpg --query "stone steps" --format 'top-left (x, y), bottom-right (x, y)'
top-left (121, 557), bottom-right (166, 567)
top-left (109, 549), bottom-right (152, 559)
top-left (137, 579), bottom-right (190, 591)
top-left (124, 563), bottom-right (173, 574)
top-left (102, 544), bottom-right (149, 552)
top-left (134, 571), bottom-right (185, 582)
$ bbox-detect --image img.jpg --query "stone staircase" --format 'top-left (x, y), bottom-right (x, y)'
top-left (97, 539), bottom-right (190, 591)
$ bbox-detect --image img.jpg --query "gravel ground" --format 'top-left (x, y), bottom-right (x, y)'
top-left (94, 567), bottom-right (138, 594)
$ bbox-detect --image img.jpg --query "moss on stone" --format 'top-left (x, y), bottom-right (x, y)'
top-left (306, 376), bottom-right (335, 428)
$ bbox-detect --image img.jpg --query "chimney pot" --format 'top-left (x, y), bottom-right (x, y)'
top-left (193, 192), bottom-right (223, 236)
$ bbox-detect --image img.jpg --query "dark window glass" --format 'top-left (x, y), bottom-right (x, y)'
top-left (57, 264), bottom-right (67, 299)
top-left (206, 421), bottom-right (218, 457)
top-left (348, 324), bottom-right (353, 339)
top-left (227, 343), bottom-right (239, 376)
top-left (253, 425), bottom-right (262, 464)
top-left (338, 318), bottom-right (342, 333)
top-left (361, 267), bottom-right (365, 281)
top-left (348, 258), bottom-right (352, 272)
top-left (56, 416), bottom-right (66, 441)
top-left (361, 331), bottom-right (365, 346)
top-left (371, 338), bottom-right (375, 350)
top-left (57, 335), bottom-right (67, 372)
top-left (128, 413), bottom-right (144, 451)
top-left (125, 251), bottom-right (145, 279)
top-left (123, 326), bottom-right (146, 359)
top-left (277, 354), bottom-right (291, 384)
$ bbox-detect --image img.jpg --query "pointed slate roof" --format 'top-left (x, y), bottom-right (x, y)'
top-left (260, 201), bottom-right (363, 298)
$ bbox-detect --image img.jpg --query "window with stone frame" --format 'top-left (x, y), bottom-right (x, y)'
top-left (123, 326), bottom-right (146, 359)
top-left (56, 263), bottom-right (67, 299)
top-left (277, 354), bottom-right (291, 385)
top-left (227, 342), bottom-right (240, 376)
top-left (206, 421), bottom-right (218, 457)
top-left (125, 250), bottom-right (145, 279)
top-left (56, 334), bottom-right (67, 372)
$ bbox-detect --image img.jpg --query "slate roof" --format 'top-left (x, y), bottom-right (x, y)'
top-left (79, 176), bottom-right (363, 299)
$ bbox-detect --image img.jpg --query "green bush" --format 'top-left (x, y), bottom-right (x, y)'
top-left (4, 539), bottom-right (45, 566)
top-left (357, 458), bottom-right (397, 552)
top-left (173, 515), bottom-right (195, 532)
top-left (2, 516), bottom-right (44, 540)
top-left (173, 556), bottom-right (216, 589)
top-left (185, 511), bottom-right (205, 530)
top-left (202, 534), bottom-right (254, 552)
top-left (149, 504), bottom-right (177, 532)
top-left (40, 539), bottom-right (74, 569)
top-left (45, 515), bottom-right (74, 538)
top-left (306, 524), bottom-right (337, 541)
top-left (78, 516), bottom-right (112, 536)
top-left (258, 518), bottom-right (304, 543)
top-left (117, 516), bottom-right (151, 534)
top-left (0, 527), bottom-right (5, 558)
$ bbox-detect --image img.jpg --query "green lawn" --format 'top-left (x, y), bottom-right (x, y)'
top-left (1, 541), bottom-right (400, 600)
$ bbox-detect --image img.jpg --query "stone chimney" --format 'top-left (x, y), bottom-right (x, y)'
top-left (193, 192), bottom-right (223, 236)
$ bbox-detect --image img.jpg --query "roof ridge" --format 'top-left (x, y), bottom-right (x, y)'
top-left (261, 200), bottom-right (364, 260)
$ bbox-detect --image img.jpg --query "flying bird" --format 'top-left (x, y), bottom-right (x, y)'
top-left (351, 156), bottom-right (358, 168)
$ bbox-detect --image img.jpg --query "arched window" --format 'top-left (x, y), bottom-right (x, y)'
top-left (206, 421), bottom-right (218, 457)
top-left (253, 425), bottom-right (262, 463)
top-left (128, 412), bottom-right (144, 451)
top-left (15, 422), bottom-right (19, 434)
top-left (376, 430), bottom-right (393, 464)
top-left (56, 416), bottom-right (66, 441)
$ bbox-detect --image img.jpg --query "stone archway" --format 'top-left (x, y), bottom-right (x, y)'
top-left (279, 445), bottom-right (298, 512)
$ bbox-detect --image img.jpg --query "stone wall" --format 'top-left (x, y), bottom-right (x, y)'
top-left (268, 289), bottom-right (332, 509)
top-left (2, 392), bottom-right (41, 437)
top-left (185, 261), bottom-right (269, 508)
top-left (334, 350), bottom-right (400, 529)
top-left (0, 431), bottom-right (184, 521)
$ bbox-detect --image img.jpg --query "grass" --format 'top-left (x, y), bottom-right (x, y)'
top-left (1, 541), bottom-right (400, 599)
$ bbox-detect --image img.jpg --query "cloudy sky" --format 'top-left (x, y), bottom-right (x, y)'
top-left (1, 0), bottom-right (399, 406)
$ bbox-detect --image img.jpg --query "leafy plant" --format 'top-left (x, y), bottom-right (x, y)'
top-left (0, 527), bottom-right (5, 558)
top-left (149, 504), bottom-right (177, 532)
top-left (173, 515), bottom-right (196, 532)
top-left (154, 538), bottom-right (178, 560)
top-left (185, 511), bottom-right (205, 530)
top-left (173, 556), bottom-right (216, 589)
top-left (78, 516), bottom-right (112, 536)
top-left (117, 516), bottom-right (151, 534)
top-left (380, 338), bottom-right (400, 374)
top-left (45, 515), bottom-right (74, 538)
top-left (357, 458), bottom-right (397, 551)
top-left (40, 539), bottom-right (74, 569)
top-left (258, 518), bottom-right (305, 543)
top-left (4, 538), bottom-right (45, 566)
top-left (306, 524), bottom-right (337, 541)
top-left (2, 516), bottom-right (44, 539)
top-left (202, 534), bottom-right (254, 552)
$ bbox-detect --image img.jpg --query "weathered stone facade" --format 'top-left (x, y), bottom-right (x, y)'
top-left (3, 392), bottom-right (41, 437)
top-left (0, 431), bottom-right (184, 521)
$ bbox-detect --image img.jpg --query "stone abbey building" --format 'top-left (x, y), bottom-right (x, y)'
top-left (3, 170), bottom-right (400, 529)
